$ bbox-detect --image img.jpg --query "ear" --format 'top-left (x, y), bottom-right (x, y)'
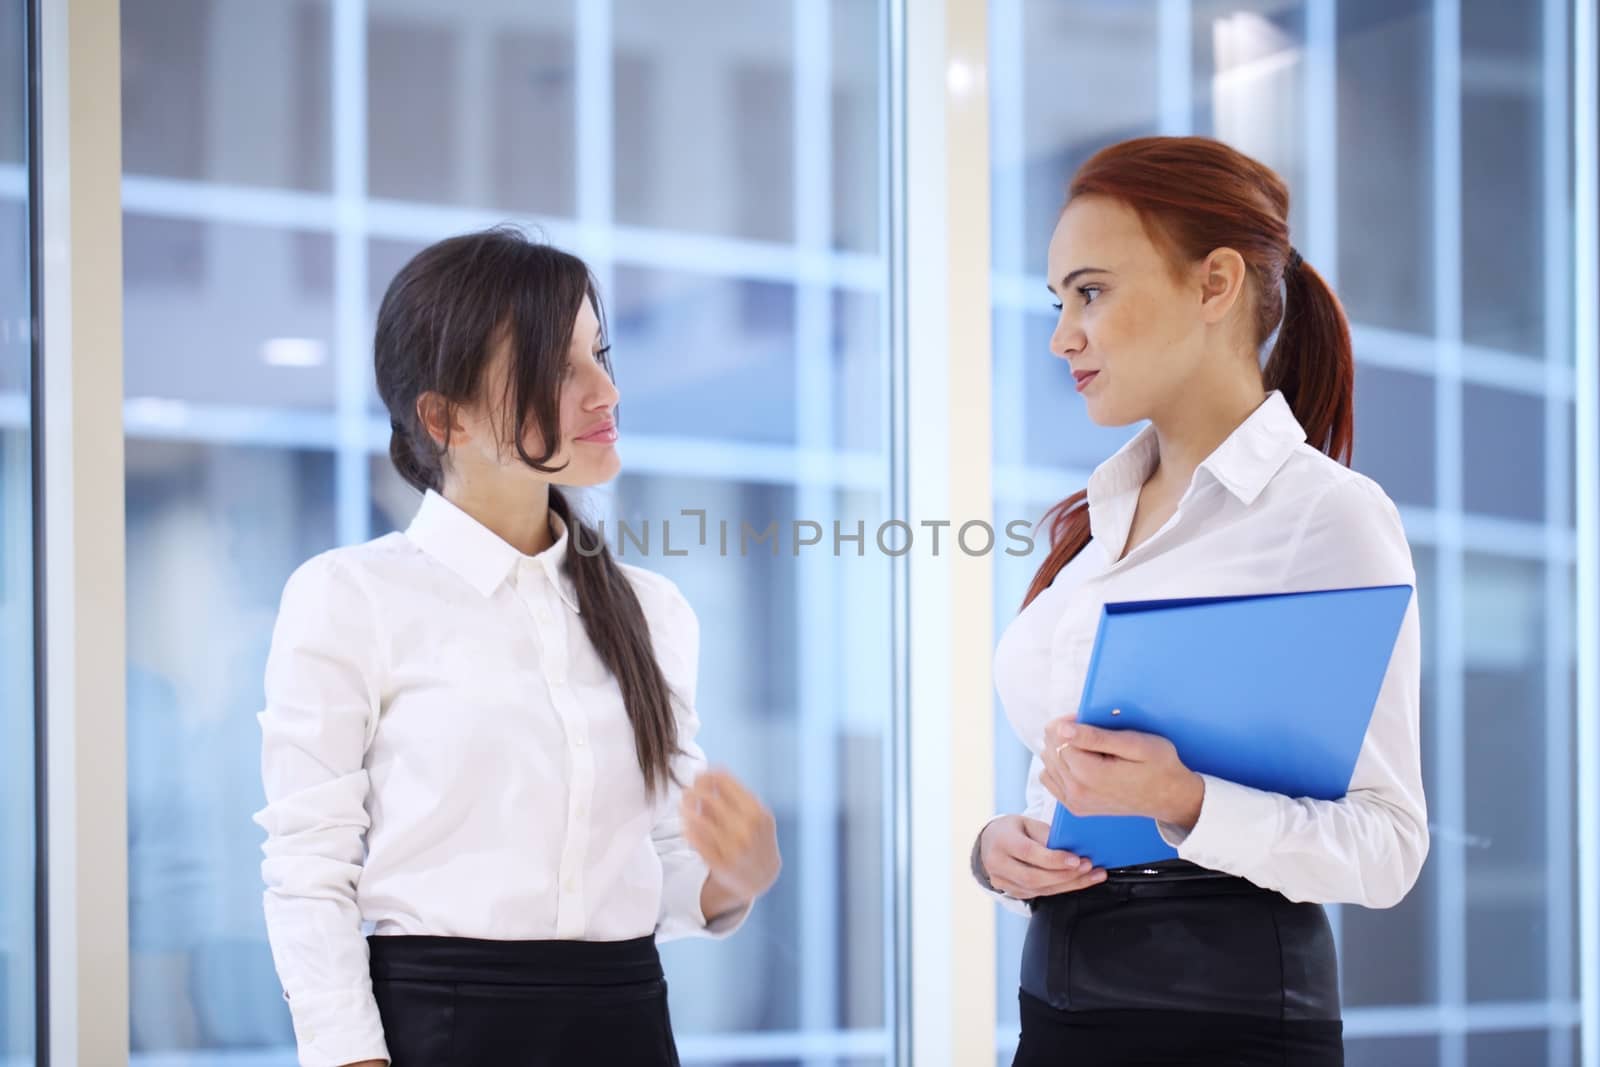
top-left (415, 391), bottom-right (462, 449)
top-left (1196, 247), bottom-right (1248, 325)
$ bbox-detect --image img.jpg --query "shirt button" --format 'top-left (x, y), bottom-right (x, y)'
top-left (574, 735), bottom-right (586, 747)
top-left (564, 877), bottom-right (577, 893)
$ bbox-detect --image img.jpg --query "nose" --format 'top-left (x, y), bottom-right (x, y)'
top-left (1050, 309), bottom-right (1084, 361)
top-left (587, 362), bottom-right (621, 411)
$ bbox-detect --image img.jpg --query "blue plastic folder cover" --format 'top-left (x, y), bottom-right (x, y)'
top-left (1046, 584), bottom-right (1413, 870)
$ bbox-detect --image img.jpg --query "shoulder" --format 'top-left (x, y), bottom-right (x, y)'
top-left (1277, 448), bottom-right (1414, 582)
top-left (616, 562), bottom-right (698, 636)
top-left (276, 533), bottom-right (412, 616)
top-left (1279, 447), bottom-right (1402, 520)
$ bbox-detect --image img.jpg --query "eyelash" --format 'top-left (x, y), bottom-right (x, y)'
top-left (565, 345), bottom-right (612, 378)
top-left (1051, 285), bottom-right (1102, 311)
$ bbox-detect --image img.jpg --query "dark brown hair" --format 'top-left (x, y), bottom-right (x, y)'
top-left (1021, 136), bottom-right (1355, 611)
top-left (375, 225), bottom-right (680, 794)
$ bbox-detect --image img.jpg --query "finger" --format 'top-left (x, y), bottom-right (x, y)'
top-left (1006, 853), bottom-right (1108, 892)
top-left (1039, 732), bottom-right (1071, 780)
top-left (694, 769), bottom-right (768, 824)
top-left (691, 780), bottom-right (753, 835)
top-left (1013, 835), bottom-right (1087, 871)
top-left (1041, 765), bottom-right (1082, 812)
top-left (999, 856), bottom-right (1103, 896)
top-left (681, 813), bottom-right (723, 867)
top-left (989, 876), bottom-right (1035, 900)
top-left (1038, 764), bottom-right (1067, 805)
top-left (1043, 715), bottom-right (1078, 749)
top-left (1063, 722), bottom-right (1149, 761)
top-left (686, 768), bottom-right (733, 806)
top-left (698, 768), bottom-right (761, 811)
top-left (989, 856), bottom-right (1051, 893)
top-left (1004, 827), bottom-right (1091, 872)
top-left (1029, 866), bottom-right (1109, 895)
top-left (992, 850), bottom-right (1083, 891)
top-left (683, 772), bottom-right (724, 807)
top-left (680, 801), bottom-right (715, 846)
top-left (1062, 745), bottom-right (1115, 786)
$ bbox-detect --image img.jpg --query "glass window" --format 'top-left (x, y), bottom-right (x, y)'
top-left (1336, 0), bottom-right (1434, 338)
top-left (1462, 383), bottom-right (1546, 521)
top-left (1353, 362), bottom-right (1437, 509)
top-left (121, 0), bottom-right (332, 192)
top-left (1461, 0), bottom-right (1549, 359)
top-left (122, 1), bottom-right (894, 1062)
top-left (0, 0), bottom-right (34, 1061)
top-left (989, 2), bottom-right (1578, 1063)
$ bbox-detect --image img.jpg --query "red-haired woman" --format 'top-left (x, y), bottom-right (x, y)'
top-left (973, 137), bottom-right (1427, 1065)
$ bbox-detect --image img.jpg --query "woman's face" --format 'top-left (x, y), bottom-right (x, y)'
top-left (445, 296), bottom-right (622, 489)
top-left (1045, 194), bottom-right (1217, 427)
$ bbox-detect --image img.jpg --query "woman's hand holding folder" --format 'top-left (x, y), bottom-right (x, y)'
top-left (1039, 716), bottom-right (1206, 833)
top-left (978, 815), bottom-right (1107, 899)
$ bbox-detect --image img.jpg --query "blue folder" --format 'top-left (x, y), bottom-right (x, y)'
top-left (1046, 583), bottom-right (1413, 869)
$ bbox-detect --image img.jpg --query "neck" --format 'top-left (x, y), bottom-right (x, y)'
top-left (1146, 367), bottom-right (1267, 492)
top-left (441, 470), bottom-right (554, 557)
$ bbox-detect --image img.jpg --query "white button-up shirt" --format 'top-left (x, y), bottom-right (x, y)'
top-left (987, 390), bottom-right (1428, 914)
top-left (254, 488), bottom-right (747, 1067)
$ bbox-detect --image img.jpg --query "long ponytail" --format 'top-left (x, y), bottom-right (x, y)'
top-left (1020, 136), bottom-right (1355, 611)
top-left (549, 487), bottom-right (682, 796)
top-left (1265, 255), bottom-right (1354, 463)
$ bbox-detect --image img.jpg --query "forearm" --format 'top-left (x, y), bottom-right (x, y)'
top-left (1158, 775), bottom-right (1428, 907)
top-left (1150, 770), bottom-right (1205, 832)
top-left (700, 871), bottom-right (751, 923)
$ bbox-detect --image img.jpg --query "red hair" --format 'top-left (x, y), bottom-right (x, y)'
top-left (1020, 136), bottom-right (1355, 611)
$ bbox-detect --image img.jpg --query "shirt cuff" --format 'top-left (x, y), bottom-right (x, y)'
top-left (284, 986), bottom-right (389, 1067)
top-left (657, 855), bottom-right (753, 942)
top-left (1157, 773), bottom-right (1280, 874)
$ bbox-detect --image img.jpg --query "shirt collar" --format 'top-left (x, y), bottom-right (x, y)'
top-left (1087, 389), bottom-right (1308, 518)
top-left (405, 488), bottom-right (582, 613)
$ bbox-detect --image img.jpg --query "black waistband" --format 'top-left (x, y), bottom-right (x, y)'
top-left (367, 934), bottom-right (663, 987)
top-left (1040, 860), bottom-right (1262, 901)
top-left (1019, 883), bottom-right (1341, 1021)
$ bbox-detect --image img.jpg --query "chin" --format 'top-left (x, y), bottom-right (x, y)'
top-left (1080, 395), bottom-right (1118, 427)
top-left (1082, 392), bottom-right (1143, 429)
top-left (561, 454), bottom-right (622, 489)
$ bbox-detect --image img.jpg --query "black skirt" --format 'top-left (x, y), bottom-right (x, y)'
top-left (1012, 864), bottom-right (1344, 1066)
top-left (368, 933), bottom-right (680, 1067)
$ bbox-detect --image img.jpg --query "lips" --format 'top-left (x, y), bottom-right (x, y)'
top-left (1073, 370), bottom-right (1099, 391)
top-left (576, 421), bottom-right (617, 443)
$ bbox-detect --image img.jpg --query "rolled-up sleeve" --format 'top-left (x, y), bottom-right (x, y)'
top-left (642, 575), bottom-right (753, 942)
top-left (251, 554), bottom-right (389, 1067)
top-left (1156, 476), bottom-right (1430, 909)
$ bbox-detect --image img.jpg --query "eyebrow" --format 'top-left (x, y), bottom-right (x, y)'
top-left (1046, 267), bottom-right (1112, 294)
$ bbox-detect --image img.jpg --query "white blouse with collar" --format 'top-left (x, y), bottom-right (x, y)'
top-left (254, 488), bottom-right (747, 1067)
top-left (985, 390), bottom-right (1428, 915)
